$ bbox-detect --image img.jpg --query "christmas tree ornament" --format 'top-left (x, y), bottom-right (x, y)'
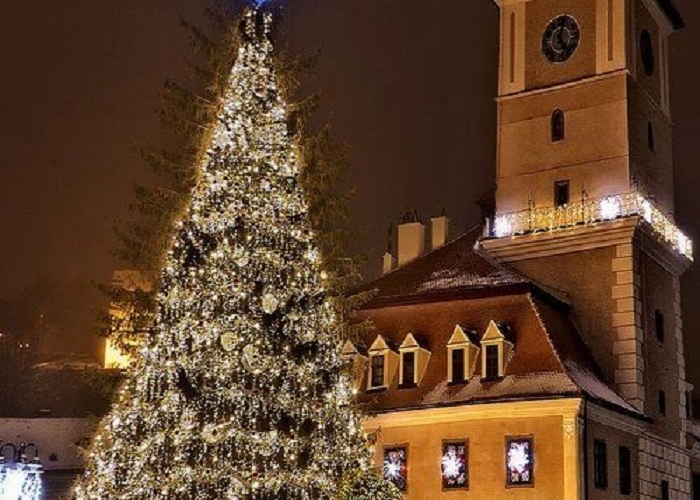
top-left (72, 4), bottom-right (402, 500)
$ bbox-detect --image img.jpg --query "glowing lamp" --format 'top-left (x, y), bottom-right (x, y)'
top-left (493, 216), bottom-right (513, 238)
top-left (599, 197), bottom-right (621, 220)
top-left (642, 199), bottom-right (654, 224)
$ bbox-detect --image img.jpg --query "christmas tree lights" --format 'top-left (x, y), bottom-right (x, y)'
top-left (73, 5), bottom-right (402, 500)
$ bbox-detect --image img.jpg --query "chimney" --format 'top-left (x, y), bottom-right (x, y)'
top-left (383, 253), bottom-right (398, 274)
top-left (397, 211), bottom-right (425, 267)
top-left (382, 224), bottom-right (397, 274)
top-left (430, 212), bottom-right (449, 250)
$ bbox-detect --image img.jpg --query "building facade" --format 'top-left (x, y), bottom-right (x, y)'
top-left (352, 1), bottom-right (699, 499)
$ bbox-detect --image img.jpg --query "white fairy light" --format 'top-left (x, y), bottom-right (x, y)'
top-left (599, 197), bottom-right (621, 220)
top-left (491, 192), bottom-right (692, 260)
top-left (493, 216), bottom-right (513, 238)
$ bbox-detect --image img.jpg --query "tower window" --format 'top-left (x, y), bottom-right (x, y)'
top-left (401, 351), bottom-right (416, 386)
top-left (648, 122), bottom-right (655, 152)
top-left (594, 439), bottom-right (608, 489)
top-left (687, 391), bottom-right (693, 419)
top-left (370, 355), bottom-right (385, 388)
top-left (551, 109), bottom-right (566, 142)
top-left (659, 390), bottom-right (666, 416)
top-left (640, 29), bottom-right (655, 77)
top-left (619, 446), bottom-right (631, 495)
top-left (555, 180), bottom-right (571, 207)
top-left (451, 348), bottom-right (466, 383)
top-left (655, 310), bottom-right (665, 343)
top-left (485, 345), bottom-right (500, 379)
top-left (661, 480), bottom-right (670, 500)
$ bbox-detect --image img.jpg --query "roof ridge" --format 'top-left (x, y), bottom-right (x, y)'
top-left (527, 293), bottom-right (571, 376)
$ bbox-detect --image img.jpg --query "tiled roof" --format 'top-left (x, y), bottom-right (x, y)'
top-left (356, 228), bottom-right (643, 418)
top-left (358, 226), bottom-right (527, 306)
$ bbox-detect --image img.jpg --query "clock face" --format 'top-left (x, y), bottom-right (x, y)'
top-left (542, 15), bottom-right (581, 63)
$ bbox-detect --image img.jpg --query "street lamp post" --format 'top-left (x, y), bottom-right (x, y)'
top-left (0, 442), bottom-right (43, 500)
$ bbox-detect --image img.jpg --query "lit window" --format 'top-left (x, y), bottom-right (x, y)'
top-left (370, 355), bottom-right (385, 388)
top-left (401, 351), bottom-right (416, 386)
top-left (383, 446), bottom-right (408, 491)
top-left (594, 439), bottom-right (608, 489)
top-left (442, 440), bottom-right (468, 489)
top-left (551, 109), bottom-right (565, 142)
top-left (619, 446), bottom-right (631, 495)
top-left (555, 180), bottom-right (571, 207)
top-left (506, 436), bottom-right (533, 486)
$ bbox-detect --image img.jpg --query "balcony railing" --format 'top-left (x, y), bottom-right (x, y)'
top-left (490, 192), bottom-right (693, 261)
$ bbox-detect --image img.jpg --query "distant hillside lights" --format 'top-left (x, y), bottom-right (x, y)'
top-left (491, 192), bottom-right (693, 261)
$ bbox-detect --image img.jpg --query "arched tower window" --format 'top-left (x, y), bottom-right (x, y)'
top-left (551, 109), bottom-right (565, 142)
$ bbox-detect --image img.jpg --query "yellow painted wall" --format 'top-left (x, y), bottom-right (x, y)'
top-left (496, 73), bottom-right (631, 214)
top-left (366, 400), bottom-right (582, 500)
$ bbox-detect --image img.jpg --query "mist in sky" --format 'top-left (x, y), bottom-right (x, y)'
top-left (1, 1), bottom-right (699, 381)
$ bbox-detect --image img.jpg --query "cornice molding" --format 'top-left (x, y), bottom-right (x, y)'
top-left (365, 397), bottom-right (583, 429)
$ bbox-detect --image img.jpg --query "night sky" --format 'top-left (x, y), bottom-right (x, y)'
top-left (1, 2), bottom-right (699, 380)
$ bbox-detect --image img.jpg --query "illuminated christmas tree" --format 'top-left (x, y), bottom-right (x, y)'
top-left (74, 4), bottom-right (401, 500)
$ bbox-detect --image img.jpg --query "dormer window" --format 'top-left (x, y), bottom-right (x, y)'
top-left (485, 345), bottom-right (500, 379)
top-left (401, 351), bottom-right (416, 386)
top-left (447, 325), bottom-right (480, 383)
top-left (367, 335), bottom-right (399, 391)
top-left (399, 333), bottom-right (431, 387)
top-left (371, 355), bottom-right (385, 388)
top-left (480, 321), bottom-right (514, 380)
top-left (451, 348), bottom-right (465, 383)
top-left (341, 340), bottom-right (368, 390)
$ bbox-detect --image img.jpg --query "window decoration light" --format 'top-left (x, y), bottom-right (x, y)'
top-left (599, 197), bottom-right (621, 220)
top-left (0, 443), bottom-right (43, 500)
top-left (506, 437), bottom-right (533, 486)
top-left (441, 441), bottom-right (468, 489)
top-left (382, 446), bottom-right (408, 492)
top-left (490, 192), bottom-right (693, 260)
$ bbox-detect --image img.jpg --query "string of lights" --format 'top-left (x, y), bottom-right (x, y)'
top-left (73, 5), bottom-right (401, 500)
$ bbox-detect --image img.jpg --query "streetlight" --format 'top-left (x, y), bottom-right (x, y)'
top-left (0, 442), bottom-right (43, 500)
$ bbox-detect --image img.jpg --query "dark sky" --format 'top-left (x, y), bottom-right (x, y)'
top-left (1, 1), bottom-right (699, 378)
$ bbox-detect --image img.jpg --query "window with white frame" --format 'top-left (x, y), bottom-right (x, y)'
top-left (370, 354), bottom-right (385, 388)
top-left (398, 333), bottom-right (430, 387)
top-left (367, 335), bottom-right (399, 390)
top-left (480, 321), bottom-right (513, 380)
top-left (447, 325), bottom-right (480, 383)
top-left (340, 340), bottom-right (368, 390)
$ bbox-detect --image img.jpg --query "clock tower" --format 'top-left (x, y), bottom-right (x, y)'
top-left (482, 0), bottom-right (692, 445)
